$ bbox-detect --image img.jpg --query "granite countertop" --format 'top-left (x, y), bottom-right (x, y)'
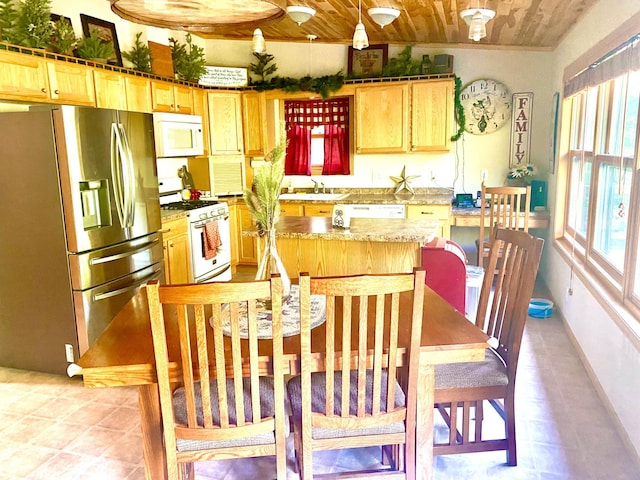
top-left (161, 210), bottom-right (189, 222)
top-left (244, 216), bottom-right (440, 243)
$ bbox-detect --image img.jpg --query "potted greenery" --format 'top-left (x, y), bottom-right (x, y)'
top-left (49, 17), bottom-right (76, 56)
top-left (169, 33), bottom-right (206, 82)
top-left (122, 31), bottom-right (151, 72)
top-left (76, 29), bottom-right (114, 63)
top-left (0, 0), bottom-right (18, 45)
top-left (14, 0), bottom-right (52, 49)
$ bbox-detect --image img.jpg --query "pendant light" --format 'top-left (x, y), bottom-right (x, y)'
top-left (252, 28), bottom-right (266, 54)
top-left (352, 0), bottom-right (369, 50)
top-left (460, 1), bottom-right (495, 42)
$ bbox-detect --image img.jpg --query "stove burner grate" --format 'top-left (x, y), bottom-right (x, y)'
top-left (161, 200), bottom-right (219, 211)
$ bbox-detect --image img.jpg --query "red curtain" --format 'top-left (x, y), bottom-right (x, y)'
top-left (284, 98), bottom-right (350, 176)
top-left (285, 125), bottom-right (311, 175)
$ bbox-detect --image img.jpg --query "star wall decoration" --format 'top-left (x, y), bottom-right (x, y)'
top-left (390, 166), bottom-right (420, 195)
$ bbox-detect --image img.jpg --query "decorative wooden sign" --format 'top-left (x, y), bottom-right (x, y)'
top-left (198, 66), bottom-right (248, 87)
top-left (509, 92), bottom-right (534, 168)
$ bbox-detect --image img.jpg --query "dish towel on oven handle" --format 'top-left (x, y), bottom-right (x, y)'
top-left (203, 220), bottom-right (222, 260)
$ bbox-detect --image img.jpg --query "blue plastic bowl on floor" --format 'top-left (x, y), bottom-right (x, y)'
top-left (528, 298), bottom-right (554, 318)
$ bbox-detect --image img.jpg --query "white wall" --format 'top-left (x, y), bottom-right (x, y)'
top-left (545, 0), bottom-right (640, 457)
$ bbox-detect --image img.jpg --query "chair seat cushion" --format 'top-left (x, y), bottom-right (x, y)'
top-left (435, 349), bottom-right (508, 390)
top-left (287, 370), bottom-right (406, 440)
top-left (173, 377), bottom-right (288, 451)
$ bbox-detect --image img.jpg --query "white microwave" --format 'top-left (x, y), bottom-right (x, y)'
top-left (153, 112), bottom-right (204, 157)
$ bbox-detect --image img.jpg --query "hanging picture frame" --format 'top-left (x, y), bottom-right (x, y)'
top-left (80, 14), bottom-right (123, 67)
top-left (347, 44), bottom-right (388, 77)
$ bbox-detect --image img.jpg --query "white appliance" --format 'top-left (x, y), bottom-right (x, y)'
top-left (161, 200), bottom-right (232, 283)
top-left (153, 112), bottom-right (204, 157)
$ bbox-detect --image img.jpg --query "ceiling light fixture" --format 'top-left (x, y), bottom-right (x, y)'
top-left (368, 7), bottom-right (400, 29)
top-left (460, 3), bottom-right (495, 42)
top-left (352, 0), bottom-right (369, 50)
top-left (286, 5), bottom-right (316, 25)
top-left (252, 28), bottom-right (266, 53)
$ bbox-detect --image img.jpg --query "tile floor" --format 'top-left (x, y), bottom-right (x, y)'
top-left (1, 282), bottom-right (639, 479)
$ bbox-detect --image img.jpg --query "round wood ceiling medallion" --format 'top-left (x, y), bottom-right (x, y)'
top-left (110, 0), bottom-right (287, 33)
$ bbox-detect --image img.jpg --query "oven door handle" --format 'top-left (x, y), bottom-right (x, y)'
top-left (193, 216), bottom-right (229, 229)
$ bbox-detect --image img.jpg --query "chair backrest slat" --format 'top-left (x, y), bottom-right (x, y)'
top-left (176, 305), bottom-right (198, 428)
top-left (195, 304), bottom-right (213, 428)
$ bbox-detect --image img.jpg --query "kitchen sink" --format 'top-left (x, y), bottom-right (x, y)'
top-left (279, 193), bottom-right (349, 201)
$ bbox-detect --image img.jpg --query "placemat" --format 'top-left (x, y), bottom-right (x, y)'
top-left (217, 285), bottom-right (326, 339)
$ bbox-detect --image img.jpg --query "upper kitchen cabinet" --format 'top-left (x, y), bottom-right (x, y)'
top-left (151, 80), bottom-right (192, 113)
top-left (0, 50), bottom-right (49, 102)
top-left (242, 91), bottom-right (267, 156)
top-left (410, 79), bottom-right (454, 152)
top-left (46, 62), bottom-right (95, 106)
top-left (191, 88), bottom-right (211, 156)
top-left (93, 70), bottom-right (127, 110)
top-left (208, 91), bottom-right (244, 155)
top-left (355, 83), bottom-right (409, 154)
top-left (124, 76), bottom-right (153, 113)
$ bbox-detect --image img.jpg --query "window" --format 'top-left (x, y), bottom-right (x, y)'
top-left (563, 39), bottom-right (640, 310)
top-left (283, 98), bottom-right (350, 176)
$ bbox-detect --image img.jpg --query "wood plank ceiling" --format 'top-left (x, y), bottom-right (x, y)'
top-left (110, 0), bottom-right (599, 50)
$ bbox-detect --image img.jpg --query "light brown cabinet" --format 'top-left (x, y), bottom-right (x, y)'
top-left (93, 70), bottom-right (126, 110)
top-left (191, 88), bottom-right (211, 156)
top-left (242, 91), bottom-right (267, 156)
top-left (410, 80), bottom-right (454, 152)
top-left (228, 205), bottom-right (240, 267)
top-left (151, 80), bottom-right (192, 113)
top-left (161, 217), bottom-right (191, 284)
top-left (304, 204), bottom-right (333, 217)
top-left (208, 91), bottom-right (244, 155)
top-left (46, 62), bottom-right (96, 106)
top-left (406, 204), bottom-right (451, 238)
top-left (355, 83), bottom-right (409, 154)
top-left (0, 50), bottom-right (49, 102)
top-left (279, 203), bottom-right (303, 216)
top-left (124, 76), bottom-right (153, 113)
top-left (237, 205), bottom-right (257, 265)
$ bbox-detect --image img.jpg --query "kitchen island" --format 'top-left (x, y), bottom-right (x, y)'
top-left (246, 216), bottom-right (440, 277)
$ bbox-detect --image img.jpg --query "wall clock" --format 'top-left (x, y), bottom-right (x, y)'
top-left (460, 79), bottom-right (512, 135)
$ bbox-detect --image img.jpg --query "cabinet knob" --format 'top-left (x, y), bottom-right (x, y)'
top-left (171, 104), bottom-right (175, 109)
top-left (161, 228), bottom-right (171, 233)
top-left (411, 145), bottom-right (416, 151)
top-left (41, 88), bottom-right (47, 93)
top-left (54, 89), bottom-right (60, 95)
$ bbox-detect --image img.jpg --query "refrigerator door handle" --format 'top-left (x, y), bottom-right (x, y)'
top-left (118, 123), bottom-right (136, 227)
top-left (88, 238), bottom-right (161, 265)
top-left (111, 123), bottom-right (127, 226)
top-left (92, 266), bottom-right (162, 301)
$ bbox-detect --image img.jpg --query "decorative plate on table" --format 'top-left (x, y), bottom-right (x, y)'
top-left (216, 285), bottom-right (326, 339)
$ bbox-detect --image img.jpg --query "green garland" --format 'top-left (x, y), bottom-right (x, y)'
top-left (451, 76), bottom-right (465, 142)
top-left (252, 73), bottom-right (345, 100)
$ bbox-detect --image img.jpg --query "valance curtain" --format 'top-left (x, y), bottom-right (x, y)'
top-left (284, 98), bottom-right (350, 175)
top-left (564, 35), bottom-right (640, 97)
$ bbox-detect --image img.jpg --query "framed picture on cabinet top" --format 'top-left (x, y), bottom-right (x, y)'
top-left (79, 14), bottom-right (123, 67)
top-left (348, 44), bottom-right (388, 77)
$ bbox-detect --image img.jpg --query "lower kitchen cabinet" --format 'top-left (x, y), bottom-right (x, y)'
top-left (161, 217), bottom-right (191, 284)
top-left (406, 204), bottom-right (451, 239)
top-left (304, 204), bottom-right (333, 217)
top-left (237, 205), bottom-right (257, 265)
top-left (228, 205), bottom-right (240, 267)
top-left (280, 203), bottom-right (303, 216)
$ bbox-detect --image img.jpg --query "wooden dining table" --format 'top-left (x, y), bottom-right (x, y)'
top-left (76, 284), bottom-right (489, 480)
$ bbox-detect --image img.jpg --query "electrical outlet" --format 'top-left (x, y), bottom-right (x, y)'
top-left (481, 170), bottom-right (488, 183)
top-left (65, 344), bottom-right (74, 363)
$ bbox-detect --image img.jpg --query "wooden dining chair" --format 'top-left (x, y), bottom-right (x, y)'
top-left (477, 184), bottom-right (531, 266)
top-left (287, 270), bottom-right (426, 480)
top-left (146, 277), bottom-right (287, 480)
top-left (434, 228), bottom-right (543, 465)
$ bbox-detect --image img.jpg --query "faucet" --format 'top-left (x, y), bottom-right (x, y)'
top-left (311, 179), bottom-right (319, 193)
top-left (320, 182), bottom-right (326, 194)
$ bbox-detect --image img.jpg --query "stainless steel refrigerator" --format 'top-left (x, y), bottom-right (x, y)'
top-left (0, 106), bottom-right (163, 374)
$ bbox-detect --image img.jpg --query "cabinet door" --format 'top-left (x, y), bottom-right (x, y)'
top-left (162, 218), bottom-right (191, 284)
top-left (237, 205), bottom-right (257, 264)
top-left (304, 204), bottom-right (333, 217)
top-left (191, 88), bottom-right (210, 155)
top-left (94, 70), bottom-right (126, 110)
top-left (125, 76), bottom-right (152, 113)
top-left (242, 91), bottom-right (267, 156)
top-left (47, 62), bottom-right (95, 106)
top-left (0, 51), bottom-right (49, 101)
top-left (406, 204), bottom-right (451, 239)
top-left (173, 85), bottom-right (193, 114)
top-left (151, 80), bottom-right (176, 112)
top-left (355, 84), bottom-right (409, 154)
top-left (228, 205), bottom-right (240, 266)
top-left (209, 91), bottom-right (244, 155)
top-left (411, 80), bottom-right (454, 152)
top-left (279, 203), bottom-right (303, 216)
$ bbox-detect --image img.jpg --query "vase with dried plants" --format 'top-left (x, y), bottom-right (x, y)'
top-left (242, 127), bottom-right (291, 305)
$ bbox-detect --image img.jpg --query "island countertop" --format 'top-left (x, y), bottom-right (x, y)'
top-left (245, 216), bottom-right (440, 244)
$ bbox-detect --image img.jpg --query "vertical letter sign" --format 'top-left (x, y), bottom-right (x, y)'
top-left (509, 92), bottom-right (533, 168)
